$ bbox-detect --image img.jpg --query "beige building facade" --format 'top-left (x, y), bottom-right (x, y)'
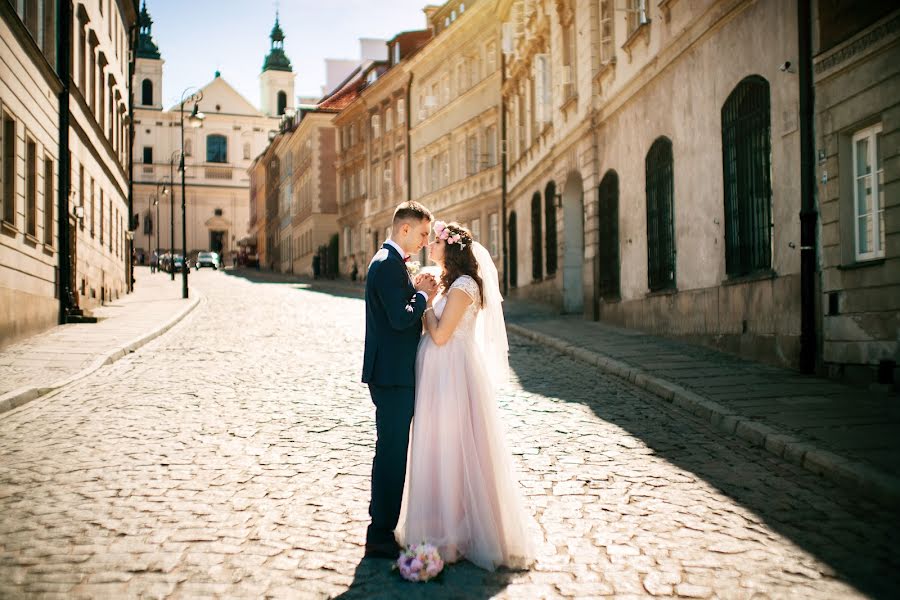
top-left (131, 8), bottom-right (284, 263)
top-left (1, 0), bottom-right (137, 347)
top-left (813, 3), bottom-right (900, 385)
top-left (500, 0), bottom-right (805, 368)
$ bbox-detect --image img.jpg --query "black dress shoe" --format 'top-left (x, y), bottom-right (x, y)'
top-left (364, 540), bottom-right (401, 559)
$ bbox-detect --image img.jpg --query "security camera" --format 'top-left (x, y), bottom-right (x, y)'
top-left (779, 61), bottom-right (795, 73)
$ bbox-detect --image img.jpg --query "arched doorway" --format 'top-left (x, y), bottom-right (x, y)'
top-left (508, 211), bottom-right (518, 288)
top-left (562, 172), bottom-right (584, 313)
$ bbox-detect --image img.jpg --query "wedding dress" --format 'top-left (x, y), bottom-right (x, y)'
top-left (397, 247), bottom-right (535, 571)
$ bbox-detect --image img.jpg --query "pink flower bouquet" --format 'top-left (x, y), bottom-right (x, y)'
top-left (396, 543), bottom-right (444, 582)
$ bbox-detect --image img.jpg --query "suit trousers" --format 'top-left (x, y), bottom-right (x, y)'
top-left (366, 384), bottom-right (415, 545)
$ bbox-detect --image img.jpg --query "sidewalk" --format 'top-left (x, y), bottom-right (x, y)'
top-left (0, 267), bottom-right (200, 414)
top-left (503, 296), bottom-right (900, 506)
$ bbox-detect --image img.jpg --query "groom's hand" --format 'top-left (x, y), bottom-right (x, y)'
top-left (415, 274), bottom-right (438, 299)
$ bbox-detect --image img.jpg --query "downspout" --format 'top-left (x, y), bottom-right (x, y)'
top-left (406, 71), bottom-right (413, 202)
top-left (500, 49), bottom-right (508, 296)
top-left (57, 0), bottom-right (72, 323)
top-left (798, 0), bottom-right (818, 373)
top-left (126, 21), bottom-right (137, 293)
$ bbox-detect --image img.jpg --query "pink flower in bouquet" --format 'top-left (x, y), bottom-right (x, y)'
top-left (396, 543), bottom-right (443, 582)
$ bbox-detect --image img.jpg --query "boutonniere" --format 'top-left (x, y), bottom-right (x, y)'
top-left (406, 261), bottom-right (421, 276)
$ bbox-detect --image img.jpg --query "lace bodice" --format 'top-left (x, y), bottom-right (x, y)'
top-left (434, 275), bottom-right (481, 341)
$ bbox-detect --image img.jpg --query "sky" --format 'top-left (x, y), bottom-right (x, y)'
top-left (147, 0), bottom-right (433, 109)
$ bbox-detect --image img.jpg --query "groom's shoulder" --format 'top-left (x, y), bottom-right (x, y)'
top-left (368, 248), bottom-right (395, 276)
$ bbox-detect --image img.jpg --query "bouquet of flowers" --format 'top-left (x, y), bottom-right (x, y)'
top-left (395, 543), bottom-right (444, 582)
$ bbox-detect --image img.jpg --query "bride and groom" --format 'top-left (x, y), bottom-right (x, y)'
top-left (361, 201), bottom-right (534, 572)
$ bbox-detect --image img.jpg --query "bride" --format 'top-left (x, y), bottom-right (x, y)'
top-left (396, 220), bottom-right (535, 571)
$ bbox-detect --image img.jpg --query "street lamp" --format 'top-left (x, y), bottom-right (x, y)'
top-left (169, 150), bottom-right (180, 281)
top-left (179, 87), bottom-right (205, 299)
top-left (155, 176), bottom-right (170, 272)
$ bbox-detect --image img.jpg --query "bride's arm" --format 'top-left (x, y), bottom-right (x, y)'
top-left (423, 288), bottom-right (473, 346)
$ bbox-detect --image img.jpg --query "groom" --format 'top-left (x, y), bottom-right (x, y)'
top-left (362, 201), bottom-right (437, 558)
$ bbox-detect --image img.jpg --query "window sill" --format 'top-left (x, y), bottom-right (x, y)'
top-left (0, 219), bottom-right (16, 237)
top-left (721, 269), bottom-right (776, 287)
top-left (42, 243), bottom-right (54, 256)
top-left (646, 286), bottom-right (677, 298)
top-left (560, 94), bottom-right (578, 114)
top-left (593, 58), bottom-right (617, 84)
top-left (24, 233), bottom-right (40, 248)
top-left (621, 22), bottom-right (651, 62)
top-left (838, 258), bottom-right (885, 271)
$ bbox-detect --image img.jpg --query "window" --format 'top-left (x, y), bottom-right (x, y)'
top-left (371, 114), bottom-right (380, 139)
top-left (486, 42), bottom-right (497, 73)
top-left (78, 163), bottom-right (84, 230)
top-left (43, 157), bottom-right (52, 245)
top-left (393, 43), bottom-right (401, 65)
top-left (533, 54), bottom-right (551, 125)
top-left (853, 123), bottom-right (884, 260)
top-left (277, 91), bottom-right (287, 116)
top-left (488, 212), bottom-right (499, 257)
top-left (143, 146), bottom-right (153, 164)
top-left (467, 135), bottom-right (478, 175)
top-left (397, 99), bottom-right (405, 126)
top-left (531, 193), bottom-right (542, 281)
top-left (627, 0), bottom-right (648, 37)
top-left (24, 137), bottom-right (38, 238)
top-left (99, 188), bottom-right (104, 245)
top-left (207, 134), bottom-right (227, 163)
top-left (485, 125), bottom-right (497, 167)
top-left (385, 107), bottom-right (393, 132)
top-left (185, 138), bottom-right (193, 157)
top-left (41, 0), bottom-right (55, 66)
top-left (90, 177), bottom-right (95, 237)
top-left (545, 181), bottom-right (557, 276)
top-left (646, 137), bottom-right (675, 291)
top-left (78, 14), bottom-right (87, 91)
top-left (24, 0), bottom-right (39, 41)
top-left (600, 0), bottom-right (614, 64)
top-left (597, 170), bottom-right (620, 299)
top-left (1, 111), bottom-right (15, 225)
top-left (141, 79), bottom-right (153, 105)
top-left (243, 142), bottom-right (251, 160)
top-left (561, 24), bottom-right (576, 99)
top-left (471, 217), bottom-right (481, 243)
top-left (722, 76), bottom-right (773, 276)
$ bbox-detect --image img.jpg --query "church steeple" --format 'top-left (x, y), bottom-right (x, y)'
top-left (136, 1), bottom-right (161, 60)
top-left (262, 12), bottom-right (292, 73)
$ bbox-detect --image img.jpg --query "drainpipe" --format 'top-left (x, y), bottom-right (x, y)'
top-left (406, 71), bottom-right (413, 202)
top-left (798, 0), bottom-right (818, 373)
top-left (57, 0), bottom-right (72, 323)
top-left (126, 22), bottom-right (137, 293)
top-left (500, 49), bottom-right (508, 296)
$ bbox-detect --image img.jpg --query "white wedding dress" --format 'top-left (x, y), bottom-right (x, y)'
top-left (396, 273), bottom-right (535, 571)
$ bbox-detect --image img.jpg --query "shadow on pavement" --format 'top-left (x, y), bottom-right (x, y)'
top-left (507, 338), bottom-right (900, 599)
top-left (223, 268), bottom-right (364, 301)
top-left (332, 557), bottom-right (513, 599)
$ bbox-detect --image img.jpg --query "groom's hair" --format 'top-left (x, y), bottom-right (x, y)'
top-left (392, 201), bottom-right (433, 225)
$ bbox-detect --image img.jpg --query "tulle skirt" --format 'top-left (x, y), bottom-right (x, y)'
top-left (396, 333), bottom-right (535, 571)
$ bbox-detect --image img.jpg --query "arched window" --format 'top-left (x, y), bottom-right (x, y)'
top-left (544, 181), bottom-right (557, 276)
top-left (722, 75), bottom-right (772, 277)
top-left (206, 134), bottom-right (227, 163)
top-left (646, 137), bottom-right (675, 291)
top-left (141, 78), bottom-right (152, 106)
top-left (597, 170), bottom-right (620, 299)
top-left (508, 211), bottom-right (518, 288)
top-left (277, 91), bottom-right (287, 116)
top-left (530, 192), bottom-right (542, 281)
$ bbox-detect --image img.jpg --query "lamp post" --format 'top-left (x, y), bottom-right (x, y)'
top-left (155, 176), bottom-right (170, 272)
top-left (179, 88), bottom-right (205, 299)
top-left (169, 151), bottom-right (179, 280)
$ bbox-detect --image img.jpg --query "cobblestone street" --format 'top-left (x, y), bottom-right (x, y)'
top-left (1, 270), bottom-right (898, 599)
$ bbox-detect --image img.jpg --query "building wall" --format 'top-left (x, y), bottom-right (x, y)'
top-left (0, 5), bottom-right (61, 346)
top-left (814, 7), bottom-right (900, 383)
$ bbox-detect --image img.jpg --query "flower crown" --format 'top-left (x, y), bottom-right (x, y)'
top-left (433, 221), bottom-right (468, 251)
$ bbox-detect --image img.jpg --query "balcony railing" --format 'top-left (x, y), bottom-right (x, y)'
top-left (205, 165), bottom-right (233, 180)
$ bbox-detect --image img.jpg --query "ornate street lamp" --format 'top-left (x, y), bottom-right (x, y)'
top-left (179, 87), bottom-right (205, 298)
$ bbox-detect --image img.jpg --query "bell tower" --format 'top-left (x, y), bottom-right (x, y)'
top-left (134, 1), bottom-right (163, 110)
top-left (259, 11), bottom-right (296, 117)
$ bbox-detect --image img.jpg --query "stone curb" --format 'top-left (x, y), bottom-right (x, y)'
top-left (0, 291), bottom-right (203, 416)
top-left (507, 323), bottom-right (900, 507)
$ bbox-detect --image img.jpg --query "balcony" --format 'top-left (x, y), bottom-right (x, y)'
top-left (205, 165), bottom-right (233, 180)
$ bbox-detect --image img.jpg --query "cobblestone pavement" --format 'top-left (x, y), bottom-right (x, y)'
top-left (0, 270), bottom-right (898, 599)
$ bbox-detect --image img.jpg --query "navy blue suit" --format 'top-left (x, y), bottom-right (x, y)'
top-left (362, 243), bottom-right (427, 547)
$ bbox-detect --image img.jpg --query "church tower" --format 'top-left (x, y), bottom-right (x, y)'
top-left (134, 1), bottom-right (163, 110)
top-left (259, 12), bottom-right (296, 117)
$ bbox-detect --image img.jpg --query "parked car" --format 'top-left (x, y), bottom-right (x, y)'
top-left (195, 251), bottom-right (219, 270)
top-left (171, 254), bottom-right (188, 272)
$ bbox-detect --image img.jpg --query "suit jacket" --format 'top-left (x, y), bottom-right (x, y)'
top-left (362, 243), bottom-right (427, 387)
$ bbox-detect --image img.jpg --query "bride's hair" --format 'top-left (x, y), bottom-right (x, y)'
top-left (440, 222), bottom-right (484, 307)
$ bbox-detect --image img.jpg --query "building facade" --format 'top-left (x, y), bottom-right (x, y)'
top-left (131, 7), bottom-right (285, 264)
top-left (1, 0), bottom-right (138, 347)
top-left (409, 0), bottom-right (504, 274)
top-left (499, 0), bottom-right (805, 368)
top-left (813, 3), bottom-right (900, 385)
